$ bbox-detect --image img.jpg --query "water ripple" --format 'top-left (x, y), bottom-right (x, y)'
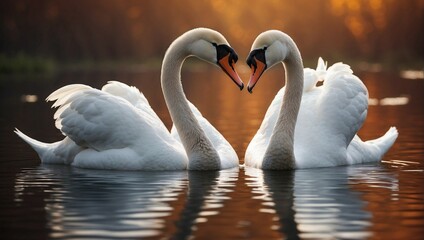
top-left (15, 165), bottom-right (188, 239)
top-left (13, 166), bottom-right (239, 239)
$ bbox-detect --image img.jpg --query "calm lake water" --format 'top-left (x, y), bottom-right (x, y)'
top-left (1, 66), bottom-right (423, 239)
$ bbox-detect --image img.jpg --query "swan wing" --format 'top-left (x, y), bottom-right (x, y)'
top-left (48, 85), bottom-right (186, 170)
top-left (294, 62), bottom-right (369, 167)
top-left (171, 101), bottom-right (239, 169)
top-left (101, 81), bottom-right (149, 108)
top-left (317, 62), bottom-right (368, 145)
top-left (55, 89), bottom-right (147, 150)
top-left (101, 81), bottom-right (168, 130)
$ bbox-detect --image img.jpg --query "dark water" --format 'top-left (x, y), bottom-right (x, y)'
top-left (1, 67), bottom-right (423, 239)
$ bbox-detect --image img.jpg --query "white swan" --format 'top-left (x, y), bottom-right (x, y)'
top-left (244, 30), bottom-right (398, 169)
top-left (15, 28), bottom-right (243, 171)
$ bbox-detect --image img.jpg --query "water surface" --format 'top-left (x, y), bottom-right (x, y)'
top-left (1, 67), bottom-right (423, 239)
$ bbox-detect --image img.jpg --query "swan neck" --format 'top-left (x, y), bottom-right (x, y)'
top-left (161, 39), bottom-right (221, 170)
top-left (263, 47), bottom-right (303, 170)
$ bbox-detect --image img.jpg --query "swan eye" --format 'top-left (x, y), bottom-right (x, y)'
top-left (263, 46), bottom-right (268, 50)
top-left (211, 42), bottom-right (218, 47)
top-left (246, 49), bottom-right (266, 70)
top-left (215, 44), bottom-right (238, 67)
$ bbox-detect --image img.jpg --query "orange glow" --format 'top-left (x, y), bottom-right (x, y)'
top-left (1, 0), bottom-right (421, 63)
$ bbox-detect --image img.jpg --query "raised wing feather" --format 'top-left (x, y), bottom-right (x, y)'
top-left (294, 62), bottom-right (368, 167)
top-left (49, 86), bottom-right (171, 152)
top-left (101, 81), bottom-right (168, 130)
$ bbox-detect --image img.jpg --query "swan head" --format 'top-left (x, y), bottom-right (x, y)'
top-left (182, 28), bottom-right (244, 90)
top-left (246, 30), bottom-right (297, 93)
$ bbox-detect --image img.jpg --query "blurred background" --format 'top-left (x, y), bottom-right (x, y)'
top-left (0, 0), bottom-right (423, 73)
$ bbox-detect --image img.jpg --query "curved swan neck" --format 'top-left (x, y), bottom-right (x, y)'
top-left (161, 36), bottom-right (221, 170)
top-left (263, 41), bottom-right (304, 170)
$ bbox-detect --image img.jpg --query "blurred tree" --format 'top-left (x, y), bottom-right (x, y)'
top-left (0, 0), bottom-right (422, 66)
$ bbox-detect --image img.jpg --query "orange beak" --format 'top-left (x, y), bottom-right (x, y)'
top-left (218, 54), bottom-right (244, 90)
top-left (247, 56), bottom-right (267, 93)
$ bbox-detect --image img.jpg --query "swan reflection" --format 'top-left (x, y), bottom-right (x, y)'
top-left (15, 165), bottom-right (187, 238)
top-left (14, 165), bottom-right (238, 239)
top-left (245, 165), bottom-right (398, 239)
top-left (174, 168), bottom-right (238, 239)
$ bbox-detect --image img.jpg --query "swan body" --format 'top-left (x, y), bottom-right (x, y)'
top-left (15, 28), bottom-right (243, 170)
top-left (244, 30), bottom-right (398, 169)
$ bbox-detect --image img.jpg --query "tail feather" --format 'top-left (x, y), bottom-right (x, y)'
top-left (368, 126), bottom-right (398, 155)
top-left (347, 127), bottom-right (398, 164)
top-left (15, 128), bottom-right (82, 164)
top-left (14, 128), bottom-right (50, 157)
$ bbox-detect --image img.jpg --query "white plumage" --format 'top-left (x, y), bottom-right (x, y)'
top-left (15, 28), bottom-right (242, 170)
top-left (245, 30), bottom-right (398, 169)
top-left (16, 82), bottom-right (187, 170)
